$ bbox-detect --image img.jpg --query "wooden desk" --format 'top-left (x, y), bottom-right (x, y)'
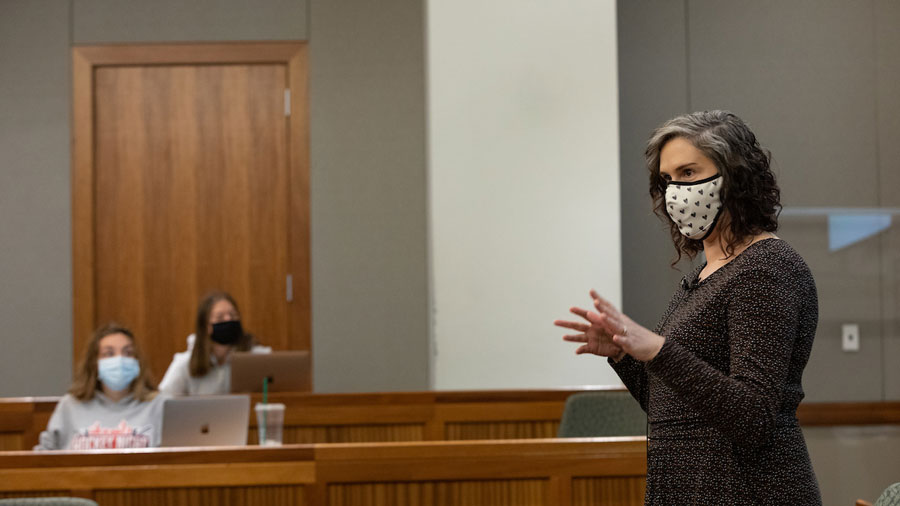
top-left (2, 389), bottom-right (898, 451)
top-left (0, 437), bottom-right (648, 506)
top-left (0, 387), bottom-right (608, 450)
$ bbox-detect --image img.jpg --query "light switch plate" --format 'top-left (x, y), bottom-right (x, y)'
top-left (841, 323), bottom-right (860, 352)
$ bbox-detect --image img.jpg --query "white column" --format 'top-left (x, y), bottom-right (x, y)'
top-left (427, 0), bottom-right (623, 389)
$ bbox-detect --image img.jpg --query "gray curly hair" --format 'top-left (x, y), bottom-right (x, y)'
top-left (645, 110), bottom-right (781, 264)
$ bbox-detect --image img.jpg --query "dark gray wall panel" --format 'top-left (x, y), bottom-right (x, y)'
top-left (74, 0), bottom-right (306, 43)
top-left (617, 0), bottom-right (691, 329)
top-left (779, 217), bottom-right (883, 402)
top-left (884, 227), bottom-right (900, 400)
top-left (876, 0), bottom-right (900, 400)
top-left (688, 0), bottom-right (878, 208)
top-left (876, 0), bottom-right (900, 208)
top-left (309, 0), bottom-right (429, 392)
top-left (0, 0), bottom-right (73, 396)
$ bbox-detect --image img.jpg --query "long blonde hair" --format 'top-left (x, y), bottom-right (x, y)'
top-left (69, 323), bottom-right (157, 402)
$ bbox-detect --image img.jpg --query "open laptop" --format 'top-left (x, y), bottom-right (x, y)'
top-left (230, 351), bottom-right (311, 393)
top-left (160, 394), bottom-right (250, 447)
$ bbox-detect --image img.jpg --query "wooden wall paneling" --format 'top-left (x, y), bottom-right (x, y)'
top-left (0, 461), bottom-right (314, 492)
top-left (571, 477), bottom-right (646, 506)
top-left (74, 43), bottom-right (303, 66)
top-left (797, 402), bottom-right (900, 425)
top-left (444, 421), bottom-right (559, 440)
top-left (437, 401), bottom-right (564, 440)
top-left (0, 491), bottom-right (72, 499)
top-left (6, 391), bottom-right (900, 451)
top-left (93, 65), bottom-right (151, 360)
top-left (1, 439), bottom-right (645, 505)
top-left (547, 476), bottom-right (572, 506)
top-left (288, 44), bottom-right (312, 354)
top-left (249, 424), bottom-right (425, 445)
top-left (71, 48), bottom-right (96, 368)
top-left (72, 43), bottom-right (310, 383)
top-left (0, 398), bottom-right (54, 451)
top-left (0, 402), bottom-right (31, 451)
top-left (312, 439), bottom-right (647, 483)
top-left (326, 480), bottom-right (546, 506)
top-left (314, 439), bottom-right (646, 506)
top-left (93, 485), bottom-right (306, 506)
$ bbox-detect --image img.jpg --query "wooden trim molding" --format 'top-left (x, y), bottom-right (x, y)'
top-left (70, 47), bottom-right (95, 371)
top-left (796, 401), bottom-right (900, 426)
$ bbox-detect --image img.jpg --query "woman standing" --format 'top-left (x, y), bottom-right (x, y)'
top-left (555, 111), bottom-right (821, 504)
top-left (35, 323), bottom-right (165, 450)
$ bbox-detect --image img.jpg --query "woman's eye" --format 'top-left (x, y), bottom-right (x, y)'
top-left (683, 169), bottom-right (694, 177)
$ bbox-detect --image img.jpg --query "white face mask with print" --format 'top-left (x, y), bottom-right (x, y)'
top-left (665, 174), bottom-right (723, 240)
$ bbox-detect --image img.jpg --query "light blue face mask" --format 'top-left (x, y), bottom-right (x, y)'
top-left (97, 356), bottom-right (140, 392)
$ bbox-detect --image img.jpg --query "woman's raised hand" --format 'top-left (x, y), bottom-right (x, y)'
top-left (555, 290), bottom-right (666, 362)
top-left (554, 299), bottom-right (625, 360)
top-left (588, 290), bottom-right (666, 362)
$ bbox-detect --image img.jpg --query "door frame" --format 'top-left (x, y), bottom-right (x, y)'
top-left (71, 42), bottom-right (310, 371)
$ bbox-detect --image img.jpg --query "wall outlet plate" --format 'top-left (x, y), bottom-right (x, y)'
top-left (841, 323), bottom-right (860, 352)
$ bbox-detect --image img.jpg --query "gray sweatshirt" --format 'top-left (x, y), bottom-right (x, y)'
top-left (34, 392), bottom-right (168, 450)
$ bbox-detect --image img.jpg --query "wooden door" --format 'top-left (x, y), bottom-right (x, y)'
top-left (72, 44), bottom-right (310, 384)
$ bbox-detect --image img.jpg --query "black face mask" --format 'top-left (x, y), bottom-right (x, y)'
top-left (210, 320), bottom-right (243, 345)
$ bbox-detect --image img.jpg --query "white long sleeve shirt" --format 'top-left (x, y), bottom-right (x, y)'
top-left (158, 334), bottom-right (271, 396)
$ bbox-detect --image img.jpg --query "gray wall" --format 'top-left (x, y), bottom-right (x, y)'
top-left (618, 0), bottom-right (899, 403)
top-left (0, 0), bottom-right (429, 395)
top-left (308, 0), bottom-right (429, 392)
top-left (0, 0), bottom-right (73, 398)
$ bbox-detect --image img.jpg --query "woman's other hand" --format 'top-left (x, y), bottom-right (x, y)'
top-left (554, 302), bottom-right (625, 360)
top-left (589, 290), bottom-right (665, 362)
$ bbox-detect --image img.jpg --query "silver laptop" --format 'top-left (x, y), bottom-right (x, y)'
top-left (230, 351), bottom-right (311, 393)
top-left (160, 394), bottom-right (250, 447)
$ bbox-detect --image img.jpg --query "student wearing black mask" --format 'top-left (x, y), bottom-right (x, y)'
top-left (159, 291), bottom-right (270, 395)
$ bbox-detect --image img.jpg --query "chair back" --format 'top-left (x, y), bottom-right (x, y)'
top-left (557, 391), bottom-right (646, 438)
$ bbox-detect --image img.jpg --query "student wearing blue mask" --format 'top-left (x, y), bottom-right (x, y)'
top-left (159, 291), bottom-right (270, 396)
top-left (35, 323), bottom-right (166, 450)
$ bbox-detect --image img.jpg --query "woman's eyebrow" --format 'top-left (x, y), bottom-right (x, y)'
top-left (661, 162), bottom-right (695, 177)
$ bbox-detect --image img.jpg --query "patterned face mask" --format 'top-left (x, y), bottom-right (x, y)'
top-left (664, 174), bottom-right (723, 240)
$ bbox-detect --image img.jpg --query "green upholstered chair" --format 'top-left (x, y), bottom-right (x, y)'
top-left (557, 391), bottom-right (647, 438)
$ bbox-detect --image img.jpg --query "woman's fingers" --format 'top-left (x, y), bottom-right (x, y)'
top-left (582, 310), bottom-right (606, 326)
top-left (562, 333), bottom-right (587, 343)
top-left (568, 306), bottom-right (591, 320)
top-left (554, 319), bottom-right (590, 332)
top-left (592, 294), bottom-right (617, 315)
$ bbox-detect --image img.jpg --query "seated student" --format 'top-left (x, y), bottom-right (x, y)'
top-left (35, 323), bottom-right (165, 450)
top-left (159, 291), bottom-right (270, 395)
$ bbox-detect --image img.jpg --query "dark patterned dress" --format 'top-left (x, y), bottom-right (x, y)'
top-left (611, 238), bottom-right (822, 505)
